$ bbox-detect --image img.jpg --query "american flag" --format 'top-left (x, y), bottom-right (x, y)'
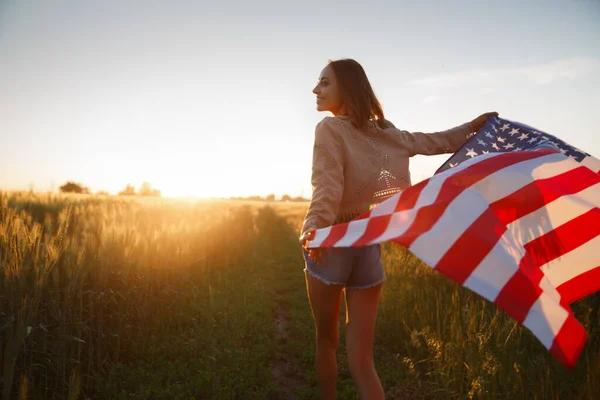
top-left (306, 116), bottom-right (600, 369)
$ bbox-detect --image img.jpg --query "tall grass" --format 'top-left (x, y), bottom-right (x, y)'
top-left (376, 244), bottom-right (600, 399)
top-left (0, 192), bottom-right (271, 399)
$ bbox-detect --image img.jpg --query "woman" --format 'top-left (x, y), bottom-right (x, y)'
top-left (299, 58), bottom-right (497, 399)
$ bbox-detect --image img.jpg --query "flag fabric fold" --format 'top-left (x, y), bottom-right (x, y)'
top-left (306, 116), bottom-right (600, 369)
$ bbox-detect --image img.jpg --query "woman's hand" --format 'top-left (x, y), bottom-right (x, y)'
top-left (470, 112), bottom-right (499, 132)
top-left (300, 231), bottom-right (324, 264)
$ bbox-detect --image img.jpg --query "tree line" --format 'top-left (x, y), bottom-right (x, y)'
top-left (59, 181), bottom-right (161, 197)
top-left (58, 182), bottom-right (308, 201)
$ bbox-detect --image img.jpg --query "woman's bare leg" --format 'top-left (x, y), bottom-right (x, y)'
top-left (345, 283), bottom-right (385, 399)
top-left (305, 272), bottom-right (345, 400)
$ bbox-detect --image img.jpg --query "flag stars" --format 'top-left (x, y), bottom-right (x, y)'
top-left (500, 123), bottom-right (510, 132)
top-left (497, 137), bottom-right (506, 143)
top-left (477, 138), bottom-right (487, 147)
top-left (485, 131), bottom-right (495, 140)
top-left (528, 137), bottom-right (538, 144)
top-left (508, 128), bottom-right (520, 136)
top-left (504, 143), bottom-right (515, 150)
top-left (492, 143), bottom-right (500, 151)
top-left (518, 133), bottom-right (529, 141)
top-left (465, 148), bottom-right (478, 158)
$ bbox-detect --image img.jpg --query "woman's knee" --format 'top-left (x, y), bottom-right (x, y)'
top-left (347, 352), bottom-right (374, 377)
top-left (316, 327), bottom-right (339, 350)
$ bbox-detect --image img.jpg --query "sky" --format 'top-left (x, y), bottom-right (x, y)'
top-left (1, 0), bottom-right (599, 198)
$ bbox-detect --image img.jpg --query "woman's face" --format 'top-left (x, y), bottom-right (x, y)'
top-left (313, 65), bottom-right (343, 115)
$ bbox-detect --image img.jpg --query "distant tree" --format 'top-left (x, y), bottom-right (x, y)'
top-left (139, 182), bottom-right (161, 197)
top-left (281, 194), bottom-right (292, 202)
top-left (265, 193), bottom-right (276, 202)
top-left (59, 181), bottom-right (90, 194)
top-left (293, 196), bottom-right (308, 202)
top-left (96, 190), bottom-right (110, 196)
top-left (118, 184), bottom-right (136, 196)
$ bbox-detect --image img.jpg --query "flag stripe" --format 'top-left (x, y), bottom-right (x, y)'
top-left (523, 291), bottom-right (569, 349)
top-left (462, 180), bottom-right (600, 304)
top-left (557, 266), bottom-right (600, 304)
top-left (435, 163), bottom-right (592, 285)
top-left (493, 166), bottom-right (596, 225)
top-left (352, 214), bottom-right (392, 247)
top-left (582, 155), bottom-right (600, 174)
top-left (494, 266), bottom-right (544, 322)
top-left (320, 222), bottom-right (350, 247)
top-left (334, 218), bottom-right (369, 247)
top-left (405, 150), bottom-right (559, 248)
top-left (550, 313), bottom-right (588, 370)
top-left (409, 152), bottom-right (567, 267)
top-left (541, 232), bottom-right (600, 293)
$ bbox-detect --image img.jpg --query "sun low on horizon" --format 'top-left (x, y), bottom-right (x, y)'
top-left (1, 0), bottom-right (599, 201)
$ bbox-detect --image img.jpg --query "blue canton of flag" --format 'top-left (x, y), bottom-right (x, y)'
top-left (436, 117), bottom-right (596, 174)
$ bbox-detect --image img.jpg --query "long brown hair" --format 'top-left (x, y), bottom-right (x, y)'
top-left (328, 59), bottom-right (385, 130)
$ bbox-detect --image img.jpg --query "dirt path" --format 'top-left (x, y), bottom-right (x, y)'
top-left (272, 291), bottom-right (306, 399)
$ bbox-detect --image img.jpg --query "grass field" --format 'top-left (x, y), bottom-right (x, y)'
top-left (1, 192), bottom-right (598, 399)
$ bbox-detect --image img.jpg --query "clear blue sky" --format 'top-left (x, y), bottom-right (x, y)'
top-left (1, 0), bottom-right (599, 197)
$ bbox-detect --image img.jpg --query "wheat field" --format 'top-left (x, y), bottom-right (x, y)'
top-left (0, 192), bottom-right (598, 399)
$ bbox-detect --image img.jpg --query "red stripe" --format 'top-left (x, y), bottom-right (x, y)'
top-left (519, 208), bottom-right (600, 279)
top-left (395, 178), bottom-right (429, 212)
top-left (320, 223), bottom-right (350, 247)
top-left (557, 266), bottom-right (600, 304)
top-left (494, 270), bottom-right (544, 322)
top-left (353, 214), bottom-right (393, 247)
top-left (398, 149), bottom-right (556, 248)
top-left (493, 166), bottom-right (596, 225)
top-left (491, 177), bottom-right (598, 323)
top-left (432, 160), bottom-right (588, 283)
top-left (435, 208), bottom-right (506, 283)
top-left (549, 313), bottom-right (587, 370)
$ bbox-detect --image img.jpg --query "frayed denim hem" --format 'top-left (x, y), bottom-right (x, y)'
top-left (304, 268), bottom-right (386, 289)
top-left (303, 267), bottom-right (346, 286)
top-left (346, 275), bottom-right (386, 290)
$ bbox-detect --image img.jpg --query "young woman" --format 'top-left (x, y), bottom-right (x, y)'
top-left (299, 58), bottom-right (497, 399)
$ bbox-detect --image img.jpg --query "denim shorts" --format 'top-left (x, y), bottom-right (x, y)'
top-left (302, 245), bottom-right (386, 290)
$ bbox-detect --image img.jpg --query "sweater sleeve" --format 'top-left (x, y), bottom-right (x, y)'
top-left (300, 118), bottom-right (344, 238)
top-left (395, 122), bottom-right (474, 156)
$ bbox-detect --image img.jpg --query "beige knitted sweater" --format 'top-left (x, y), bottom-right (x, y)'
top-left (300, 116), bottom-right (474, 237)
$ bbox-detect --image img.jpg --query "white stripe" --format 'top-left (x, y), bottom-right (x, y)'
top-left (310, 226), bottom-right (332, 247)
top-left (523, 292), bottom-right (569, 349)
top-left (334, 219), bottom-right (369, 247)
top-left (365, 153), bottom-right (502, 245)
top-left (463, 182), bottom-right (600, 301)
top-left (368, 209), bottom-right (418, 244)
top-left (540, 235), bottom-right (600, 288)
top-left (409, 153), bottom-right (570, 267)
top-left (463, 234), bottom-right (525, 302)
top-left (539, 276), bottom-right (562, 304)
top-left (581, 155), bottom-right (600, 174)
top-left (370, 192), bottom-right (401, 217)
